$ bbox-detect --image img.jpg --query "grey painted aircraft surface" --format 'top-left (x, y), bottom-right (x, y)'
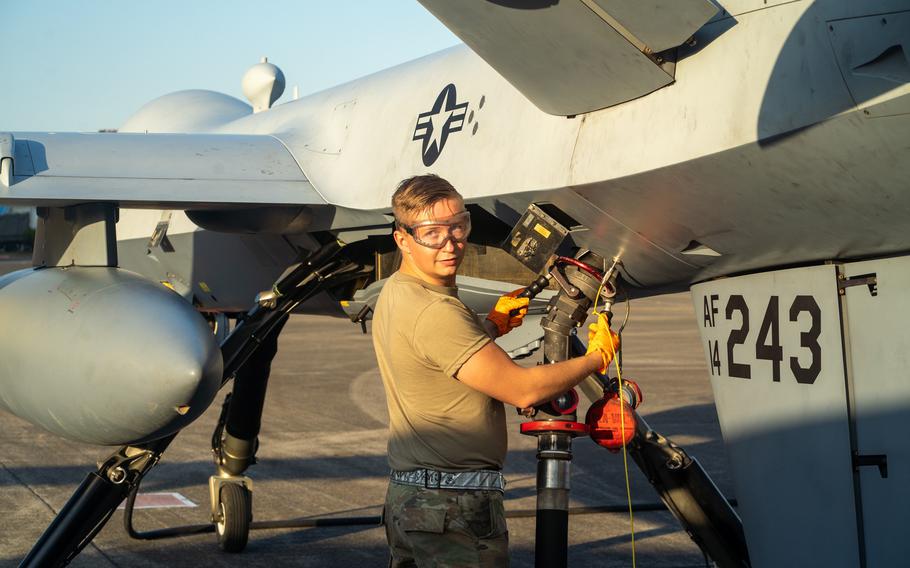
top-left (0, 0), bottom-right (908, 566)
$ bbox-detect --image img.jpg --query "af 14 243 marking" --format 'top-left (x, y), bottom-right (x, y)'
top-left (702, 294), bottom-right (822, 385)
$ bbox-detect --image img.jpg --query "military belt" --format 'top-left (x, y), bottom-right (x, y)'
top-left (390, 468), bottom-right (505, 492)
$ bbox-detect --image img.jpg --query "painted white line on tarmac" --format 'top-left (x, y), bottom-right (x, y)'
top-left (116, 492), bottom-right (197, 510)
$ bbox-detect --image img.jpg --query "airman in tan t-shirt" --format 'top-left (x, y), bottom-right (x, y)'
top-left (376, 175), bottom-right (618, 567)
top-left (373, 271), bottom-right (505, 472)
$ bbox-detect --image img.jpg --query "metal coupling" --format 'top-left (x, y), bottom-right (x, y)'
top-left (255, 286), bottom-right (282, 309)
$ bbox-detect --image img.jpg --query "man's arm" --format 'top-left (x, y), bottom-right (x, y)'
top-left (456, 341), bottom-right (604, 408)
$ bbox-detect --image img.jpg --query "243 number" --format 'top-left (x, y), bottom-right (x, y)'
top-left (718, 295), bottom-right (821, 384)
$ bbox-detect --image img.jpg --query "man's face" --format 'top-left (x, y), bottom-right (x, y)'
top-left (394, 197), bottom-right (467, 287)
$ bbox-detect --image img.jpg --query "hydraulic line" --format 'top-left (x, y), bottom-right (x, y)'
top-left (220, 241), bottom-right (364, 385)
top-left (555, 255), bottom-right (603, 281)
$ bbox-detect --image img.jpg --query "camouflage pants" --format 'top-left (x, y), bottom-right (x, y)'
top-left (384, 481), bottom-right (510, 567)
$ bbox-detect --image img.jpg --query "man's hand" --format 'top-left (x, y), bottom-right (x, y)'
top-left (586, 312), bottom-right (621, 374)
top-left (485, 289), bottom-right (530, 337)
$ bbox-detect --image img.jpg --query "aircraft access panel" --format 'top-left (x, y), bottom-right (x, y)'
top-left (691, 258), bottom-right (910, 568)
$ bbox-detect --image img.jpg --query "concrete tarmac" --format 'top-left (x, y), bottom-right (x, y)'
top-left (0, 260), bottom-right (732, 567)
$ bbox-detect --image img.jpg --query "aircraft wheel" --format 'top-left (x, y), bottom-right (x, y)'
top-left (216, 483), bottom-right (251, 553)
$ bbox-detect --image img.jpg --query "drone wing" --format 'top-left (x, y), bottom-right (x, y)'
top-left (417, 0), bottom-right (718, 115)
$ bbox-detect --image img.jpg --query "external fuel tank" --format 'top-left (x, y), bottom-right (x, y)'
top-left (0, 266), bottom-right (222, 445)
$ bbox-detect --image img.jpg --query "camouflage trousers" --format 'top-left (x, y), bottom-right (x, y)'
top-left (384, 481), bottom-right (510, 567)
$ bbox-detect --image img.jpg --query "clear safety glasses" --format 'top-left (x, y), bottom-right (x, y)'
top-left (400, 211), bottom-right (472, 249)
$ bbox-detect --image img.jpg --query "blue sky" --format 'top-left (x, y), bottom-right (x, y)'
top-left (0, 1), bottom-right (459, 132)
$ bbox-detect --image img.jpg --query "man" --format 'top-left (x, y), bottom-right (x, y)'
top-left (373, 174), bottom-right (619, 567)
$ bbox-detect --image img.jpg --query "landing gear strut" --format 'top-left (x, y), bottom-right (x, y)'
top-left (207, 315), bottom-right (286, 553)
top-left (204, 238), bottom-right (367, 552)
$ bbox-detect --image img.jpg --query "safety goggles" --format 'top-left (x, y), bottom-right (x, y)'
top-left (399, 210), bottom-right (472, 249)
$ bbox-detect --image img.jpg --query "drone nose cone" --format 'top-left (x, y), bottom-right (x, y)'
top-left (0, 267), bottom-right (223, 445)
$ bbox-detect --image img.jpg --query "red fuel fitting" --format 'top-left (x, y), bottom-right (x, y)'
top-left (585, 379), bottom-right (642, 452)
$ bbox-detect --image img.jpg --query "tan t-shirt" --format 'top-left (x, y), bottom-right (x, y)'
top-left (372, 271), bottom-right (507, 472)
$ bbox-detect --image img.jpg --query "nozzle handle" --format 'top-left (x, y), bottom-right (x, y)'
top-left (510, 274), bottom-right (550, 317)
top-left (517, 274), bottom-right (550, 300)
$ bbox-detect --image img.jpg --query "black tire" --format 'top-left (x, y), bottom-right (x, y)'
top-left (216, 483), bottom-right (251, 553)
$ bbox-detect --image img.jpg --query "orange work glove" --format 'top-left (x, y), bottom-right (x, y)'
top-left (586, 312), bottom-right (621, 374)
top-left (486, 288), bottom-right (530, 337)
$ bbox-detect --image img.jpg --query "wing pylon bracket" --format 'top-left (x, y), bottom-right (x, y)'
top-left (0, 133), bottom-right (13, 187)
top-left (33, 203), bottom-right (119, 268)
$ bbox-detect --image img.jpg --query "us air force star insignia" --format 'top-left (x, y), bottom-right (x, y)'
top-left (412, 84), bottom-right (469, 167)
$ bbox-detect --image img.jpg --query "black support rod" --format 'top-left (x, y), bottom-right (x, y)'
top-left (20, 473), bottom-right (131, 568)
top-left (19, 436), bottom-right (173, 568)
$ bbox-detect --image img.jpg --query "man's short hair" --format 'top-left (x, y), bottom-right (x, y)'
top-left (392, 174), bottom-right (462, 226)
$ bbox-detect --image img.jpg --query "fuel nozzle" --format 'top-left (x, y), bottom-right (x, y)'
top-left (595, 257), bottom-right (621, 322)
top-left (517, 254), bottom-right (611, 419)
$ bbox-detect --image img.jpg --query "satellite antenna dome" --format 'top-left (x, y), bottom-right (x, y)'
top-left (242, 57), bottom-right (286, 113)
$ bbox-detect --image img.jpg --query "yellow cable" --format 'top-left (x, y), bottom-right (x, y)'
top-left (593, 275), bottom-right (636, 566)
top-left (610, 337), bottom-right (636, 567)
